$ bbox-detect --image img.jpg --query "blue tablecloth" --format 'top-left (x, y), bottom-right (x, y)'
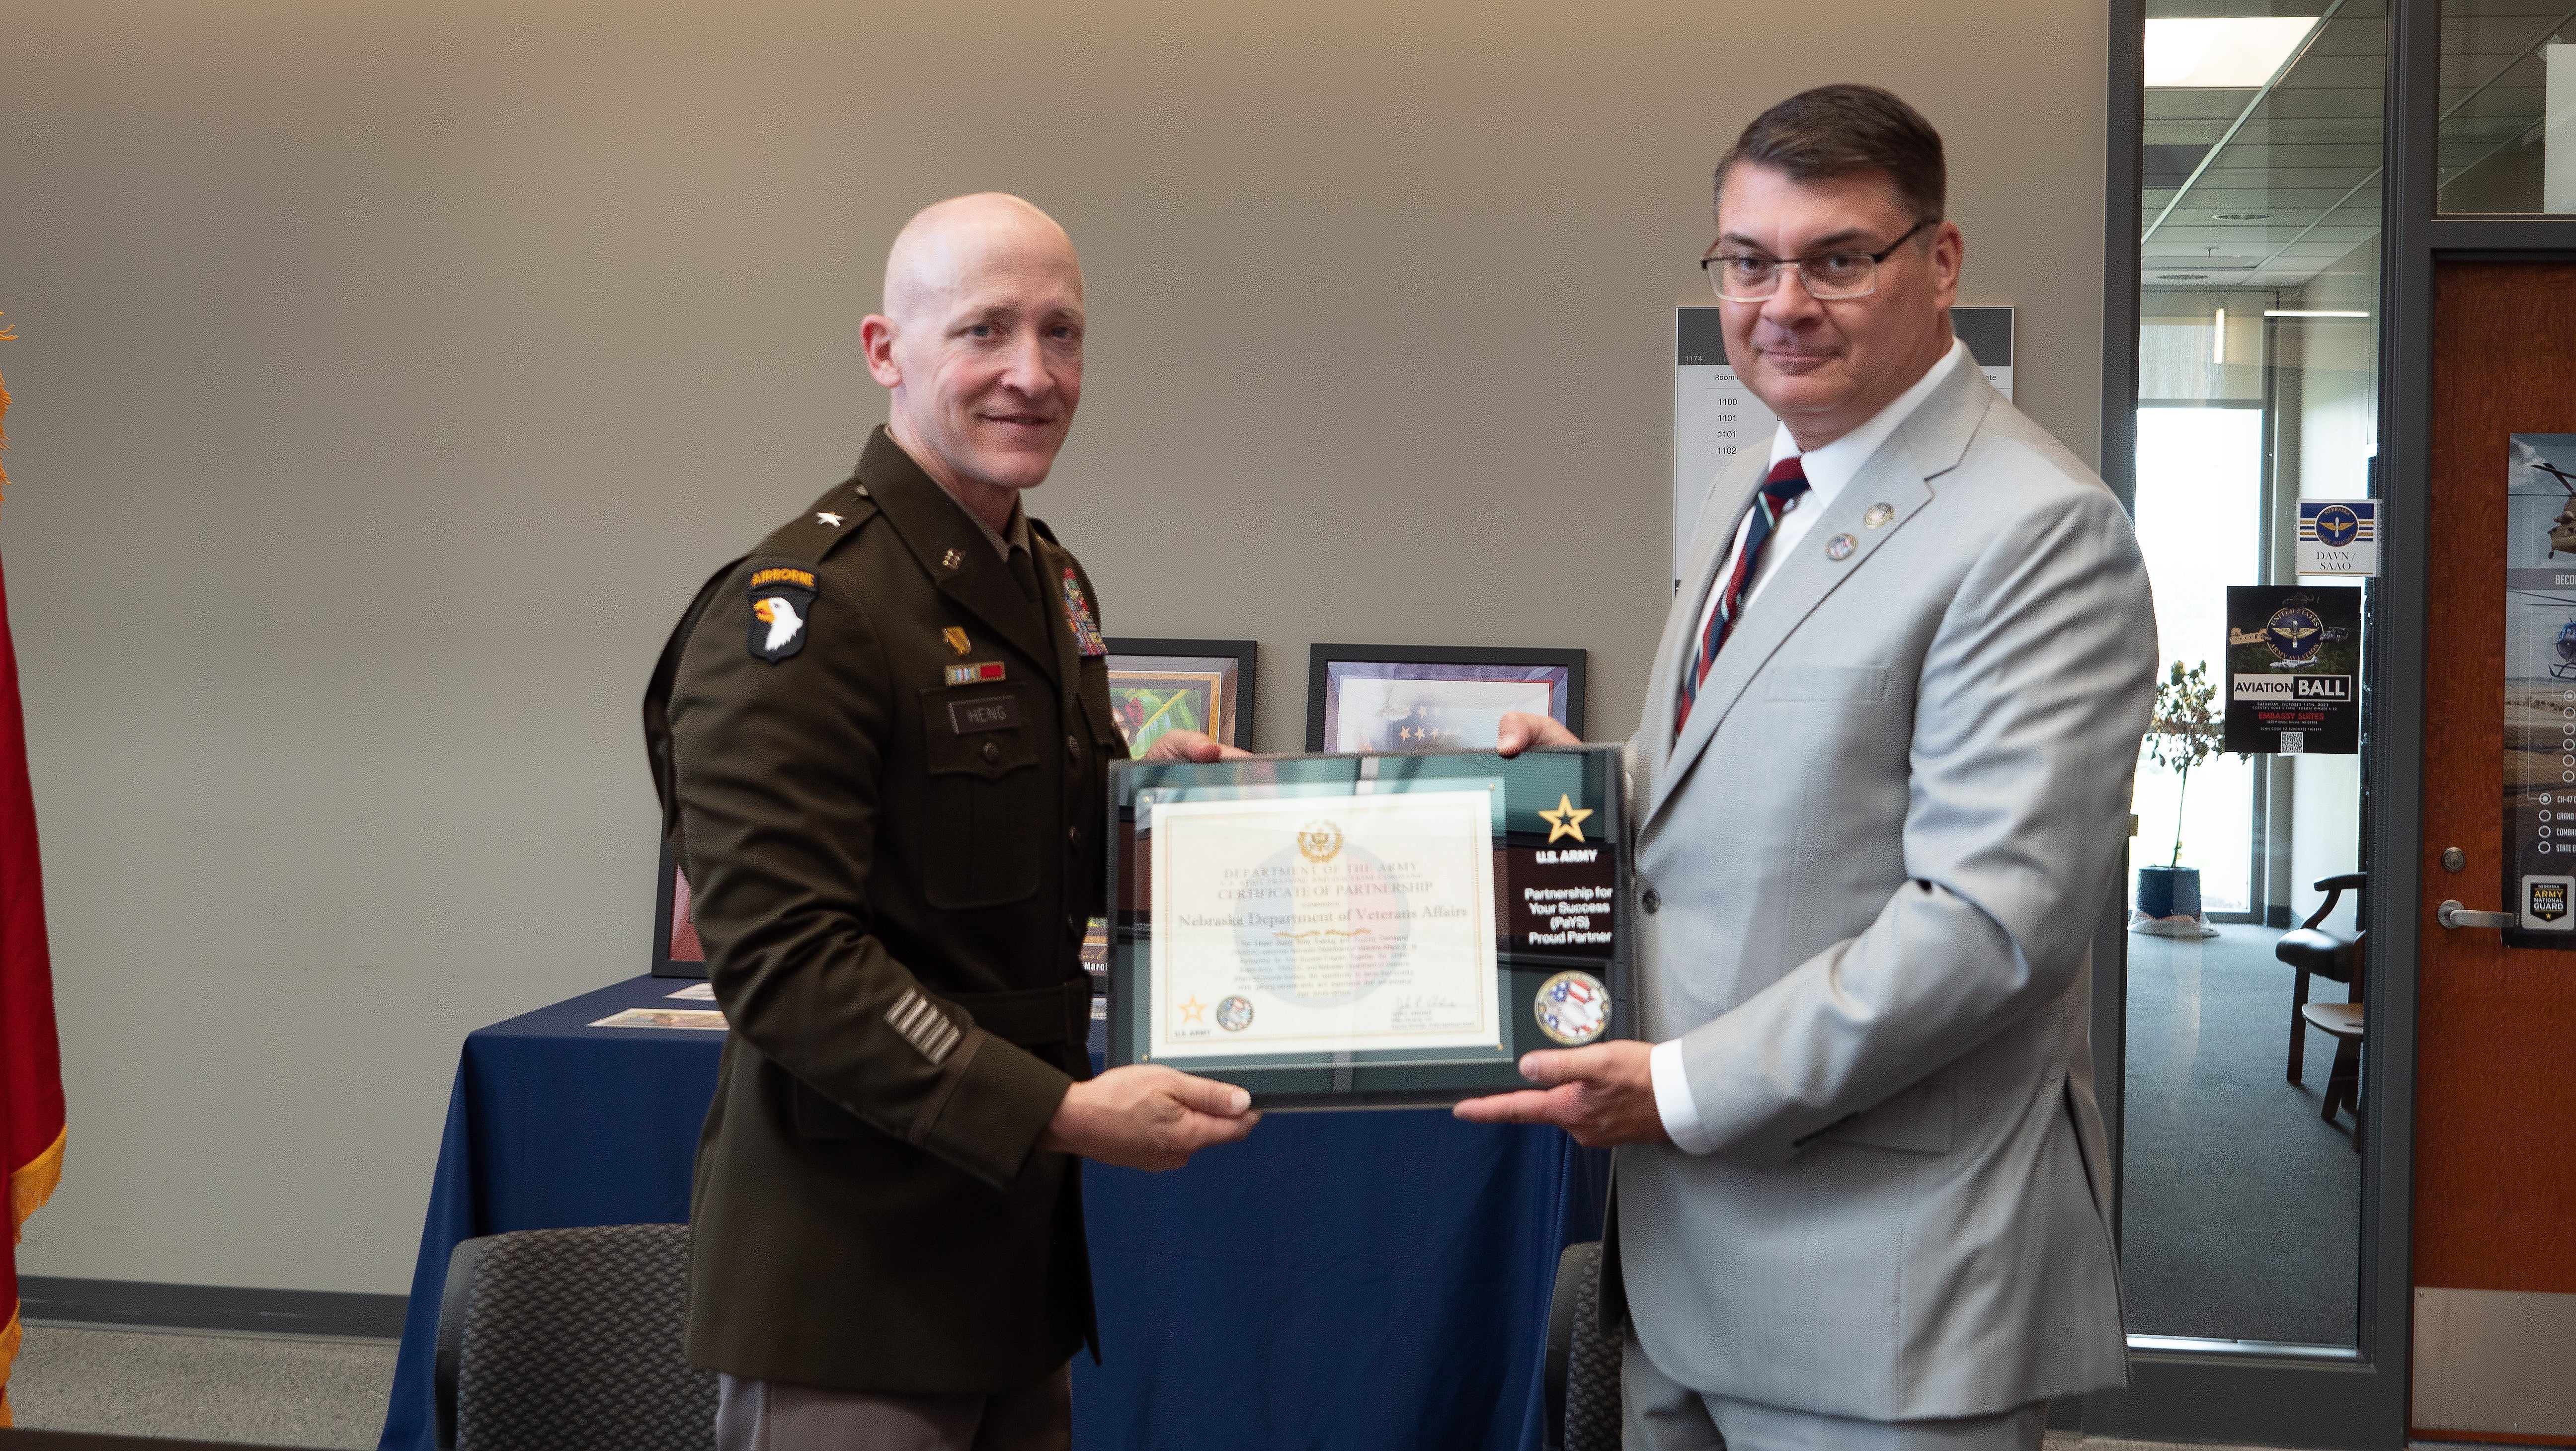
top-left (379, 976), bottom-right (1609, 1451)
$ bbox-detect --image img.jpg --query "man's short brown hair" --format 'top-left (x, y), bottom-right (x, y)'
top-left (1714, 84), bottom-right (1946, 230)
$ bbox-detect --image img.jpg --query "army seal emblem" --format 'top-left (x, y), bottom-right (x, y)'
top-left (1215, 995), bottom-right (1254, 1032)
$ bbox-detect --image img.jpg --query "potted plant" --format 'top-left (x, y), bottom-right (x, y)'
top-left (2137, 660), bottom-right (2240, 933)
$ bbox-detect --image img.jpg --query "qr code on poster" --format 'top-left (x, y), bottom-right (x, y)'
top-left (2280, 731), bottom-right (2306, 754)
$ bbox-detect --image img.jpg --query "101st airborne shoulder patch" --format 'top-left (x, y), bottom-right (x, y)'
top-left (747, 566), bottom-right (816, 664)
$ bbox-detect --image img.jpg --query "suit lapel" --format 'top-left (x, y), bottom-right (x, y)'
top-left (1644, 367), bottom-right (1996, 832)
top-left (1640, 451), bottom-right (1770, 795)
top-left (857, 429), bottom-right (1062, 686)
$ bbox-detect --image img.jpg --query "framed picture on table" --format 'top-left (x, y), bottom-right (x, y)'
top-left (1104, 638), bottom-right (1259, 754)
top-left (1306, 644), bottom-right (1586, 753)
top-left (651, 840), bottom-right (708, 979)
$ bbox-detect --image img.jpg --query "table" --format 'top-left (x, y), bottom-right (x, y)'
top-left (377, 977), bottom-right (1608, 1451)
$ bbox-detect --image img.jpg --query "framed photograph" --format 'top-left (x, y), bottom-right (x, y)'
top-left (651, 840), bottom-right (708, 979)
top-left (1105, 638), bottom-right (1258, 754)
top-left (1306, 645), bottom-right (1586, 753)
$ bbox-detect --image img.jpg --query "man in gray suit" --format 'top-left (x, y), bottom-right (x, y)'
top-left (1457, 85), bottom-right (2153, 1450)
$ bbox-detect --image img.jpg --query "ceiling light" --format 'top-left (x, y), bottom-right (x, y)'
top-left (2264, 310), bottom-right (2370, 318)
top-left (2145, 16), bottom-right (2321, 88)
top-left (2158, 273), bottom-right (2212, 280)
top-left (2213, 212), bottom-right (2271, 220)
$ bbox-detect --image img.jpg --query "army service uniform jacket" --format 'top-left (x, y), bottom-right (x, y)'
top-left (643, 427), bottom-right (1129, 1395)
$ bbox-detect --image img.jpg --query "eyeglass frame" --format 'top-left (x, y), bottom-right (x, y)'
top-left (1698, 218), bottom-right (1935, 302)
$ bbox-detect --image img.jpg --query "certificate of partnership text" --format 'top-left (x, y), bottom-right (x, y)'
top-left (1149, 789), bottom-right (1501, 1060)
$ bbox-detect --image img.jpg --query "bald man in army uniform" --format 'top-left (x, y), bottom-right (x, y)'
top-left (644, 193), bottom-right (1256, 1451)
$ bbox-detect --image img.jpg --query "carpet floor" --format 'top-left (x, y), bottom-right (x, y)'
top-left (2118, 923), bottom-right (2363, 1345)
top-left (0, 1325), bottom-right (2415, 1449)
top-left (5, 1323), bottom-right (396, 1449)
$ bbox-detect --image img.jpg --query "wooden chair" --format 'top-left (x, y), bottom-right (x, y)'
top-left (2274, 872), bottom-right (2366, 1151)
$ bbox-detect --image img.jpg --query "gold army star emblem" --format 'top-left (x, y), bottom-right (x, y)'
top-left (942, 627), bottom-right (970, 655)
top-left (1178, 996), bottom-right (1208, 1024)
top-left (1539, 794), bottom-right (1592, 844)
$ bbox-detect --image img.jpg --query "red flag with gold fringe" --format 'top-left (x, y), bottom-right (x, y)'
top-left (0, 319), bottom-right (65, 1428)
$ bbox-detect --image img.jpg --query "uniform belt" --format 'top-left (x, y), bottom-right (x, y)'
top-left (946, 978), bottom-right (1092, 1049)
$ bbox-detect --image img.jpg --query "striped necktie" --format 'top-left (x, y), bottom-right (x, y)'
top-left (1677, 457), bottom-right (1809, 733)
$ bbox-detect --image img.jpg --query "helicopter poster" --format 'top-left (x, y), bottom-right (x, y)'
top-left (2223, 585), bottom-right (2360, 755)
top-left (2502, 434), bottom-right (2576, 942)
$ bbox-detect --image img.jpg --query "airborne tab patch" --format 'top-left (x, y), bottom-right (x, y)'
top-left (747, 566), bottom-right (817, 664)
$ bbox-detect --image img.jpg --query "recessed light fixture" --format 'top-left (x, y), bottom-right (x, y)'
top-left (2263, 309), bottom-right (2370, 318)
top-left (2214, 212), bottom-right (2271, 220)
top-left (2145, 16), bottom-right (2322, 88)
top-left (2158, 273), bottom-right (2212, 280)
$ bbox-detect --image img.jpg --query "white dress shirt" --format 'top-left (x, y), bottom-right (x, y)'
top-left (1650, 337), bottom-right (1971, 1154)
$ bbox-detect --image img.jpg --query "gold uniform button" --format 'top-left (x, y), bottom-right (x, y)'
top-left (1065, 733), bottom-right (1081, 759)
top-left (980, 741), bottom-right (1001, 764)
top-left (1067, 824), bottom-right (1084, 848)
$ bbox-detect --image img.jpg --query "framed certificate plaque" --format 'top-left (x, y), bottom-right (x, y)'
top-left (1104, 745), bottom-right (1632, 1109)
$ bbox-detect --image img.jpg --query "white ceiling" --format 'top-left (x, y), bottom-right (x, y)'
top-left (2142, 0), bottom-right (2574, 295)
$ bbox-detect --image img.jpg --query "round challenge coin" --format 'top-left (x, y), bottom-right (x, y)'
top-left (1531, 969), bottom-right (1610, 1046)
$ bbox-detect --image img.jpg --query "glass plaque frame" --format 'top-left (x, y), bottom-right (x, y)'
top-left (1105, 744), bottom-right (1632, 1109)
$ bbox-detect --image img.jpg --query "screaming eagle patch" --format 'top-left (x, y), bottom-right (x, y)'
top-left (747, 566), bottom-right (816, 664)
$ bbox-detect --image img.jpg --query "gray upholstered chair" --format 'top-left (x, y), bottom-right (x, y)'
top-left (1544, 1240), bottom-right (1623, 1451)
top-left (434, 1223), bottom-right (716, 1451)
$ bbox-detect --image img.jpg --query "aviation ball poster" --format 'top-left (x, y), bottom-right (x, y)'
top-left (2223, 584), bottom-right (2359, 755)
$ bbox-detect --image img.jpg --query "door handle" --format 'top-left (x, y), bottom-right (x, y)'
top-left (2437, 899), bottom-right (2515, 930)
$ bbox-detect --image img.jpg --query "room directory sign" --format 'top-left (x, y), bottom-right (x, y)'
top-left (1104, 745), bottom-right (1632, 1108)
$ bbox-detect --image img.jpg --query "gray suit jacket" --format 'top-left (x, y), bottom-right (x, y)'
top-left (1615, 362), bottom-right (2152, 1420)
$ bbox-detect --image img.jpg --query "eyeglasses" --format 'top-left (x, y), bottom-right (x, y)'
top-left (1699, 220), bottom-right (1932, 302)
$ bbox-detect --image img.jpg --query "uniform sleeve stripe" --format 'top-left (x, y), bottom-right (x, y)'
top-left (924, 1022), bottom-right (962, 1064)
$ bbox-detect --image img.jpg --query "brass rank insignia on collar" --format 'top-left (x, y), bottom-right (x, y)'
top-left (746, 566), bottom-right (816, 664)
top-left (942, 627), bottom-right (970, 655)
top-left (1058, 568), bottom-right (1107, 656)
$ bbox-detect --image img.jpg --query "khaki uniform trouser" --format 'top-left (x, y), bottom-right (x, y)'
top-left (714, 1367), bottom-right (1070, 1451)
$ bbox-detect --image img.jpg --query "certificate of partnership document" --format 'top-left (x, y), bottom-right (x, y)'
top-left (1149, 789), bottom-right (1501, 1060)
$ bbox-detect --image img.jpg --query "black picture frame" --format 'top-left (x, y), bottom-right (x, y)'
top-left (650, 839), bottom-right (707, 979)
top-left (1104, 744), bottom-right (1633, 1109)
top-left (1305, 644), bottom-right (1587, 753)
top-left (1104, 637), bottom-right (1259, 752)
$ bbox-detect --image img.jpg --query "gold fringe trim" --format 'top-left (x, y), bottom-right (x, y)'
top-left (0, 310), bottom-right (15, 511)
top-left (1, 1303), bottom-right (21, 1427)
top-left (9, 1128), bottom-right (64, 1244)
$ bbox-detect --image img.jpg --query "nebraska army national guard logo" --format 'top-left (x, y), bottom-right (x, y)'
top-left (1532, 970), bottom-right (1610, 1046)
top-left (746, 567), bottom-right (816, 664)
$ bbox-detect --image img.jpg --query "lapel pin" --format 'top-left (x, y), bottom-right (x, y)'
top-left (815, 511), bottom-right (843, 527)
top-left (940, 547), bottom-right (964, 570)
top-left (942, 627), bottom-right (970, 655)
top-left (1826, 533), bottom-right (1857, 562)
top-left (1863, 503), bottom-right (1894, 529)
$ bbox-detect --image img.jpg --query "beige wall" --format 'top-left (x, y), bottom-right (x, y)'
top-left (0, 0), bottom-right (2108, 1293)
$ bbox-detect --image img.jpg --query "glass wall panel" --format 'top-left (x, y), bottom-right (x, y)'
top-left (2437, 0), bottom-right (2576, 212)
top-left (2125, 0), bottom-right (2381, 1349)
